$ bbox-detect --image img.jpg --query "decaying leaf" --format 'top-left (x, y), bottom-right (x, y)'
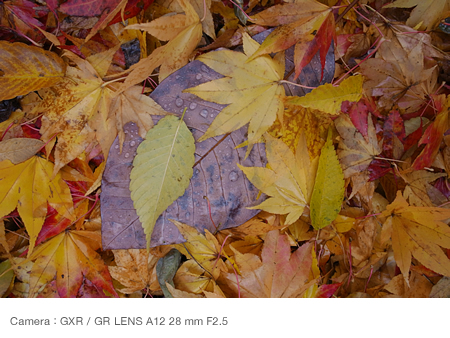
top-left (335, 113), bottom-right (381, 178)
top-left (224, 230), bottom-right (313, 297)
top-left (0, 41), bottom-right (66, 101)
top-left (108, 249), bottom-right (161, 295)
top-left (379, 191), bottom-right (450, 285)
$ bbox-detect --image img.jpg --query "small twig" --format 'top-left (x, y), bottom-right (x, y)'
top-left (335, 0), bottom-right (359, 24)
top-left (364, 265), bottom-right (373, 293)
top-left (193, 133), bottom-right (230, 167)
top-left (182, 243), bottom-right (214, 279)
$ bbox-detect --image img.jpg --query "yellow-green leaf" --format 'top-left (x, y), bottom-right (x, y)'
top-left (310, 128), bottom-right (344, 229)
top-left (0, 41), bottom-right (66, 101)
top-left (130, 114), bottom-right (195, 248)
top-left (285, 75), bottom-right (364, 115)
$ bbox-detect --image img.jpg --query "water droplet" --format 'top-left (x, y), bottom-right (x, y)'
top-left (124, 153), bottom-right (130, 158)
top-left (124, 130), bottom-right (128, 134)
top-left (196, 74), bottom-right (202, 80)
top-left (185, 212), bottom-right (191, 218)
top-left (189, 102), bottom-right (197, 109)
top-left (130, 141), bottom-right (136, 147)
top-left (163, 104), bottom-right (168, 109)
top-left (201, 64), bottom-right (209, 72)
top-left (175, 75), bottom-right (181, 80)
top-left (200, 109), bottom-right (208, 118)
top-left (114, 144), bottom-right (119, 149)
top-left (210, 114), bottom-right (214, 118)
top-left (175, 98), bottom-right (183, 107)
top-left (195, 169), bottom-right (200, 174)
top-left (229, 170), bottom-right (238, 182)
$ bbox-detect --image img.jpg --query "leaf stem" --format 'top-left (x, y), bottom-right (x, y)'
top-left (279, 80), bottom-right (318, 90)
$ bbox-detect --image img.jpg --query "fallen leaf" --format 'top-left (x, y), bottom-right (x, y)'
top-left (248, 0), bottom-right (333, 80)
top-left (360, 39), bottom-right (438, 113)
top-left (285, 75), bottom-right (364, 115)
top-left (0, 157), bottom-right (74, 254)
top-left (224, 230), bottom-right (313, 297)
top-left (108, 249), bottom-right (161, 294)
top-left (0, 41), bottom-right (66, 101)
top-left (335, 113), bottom-right (381, 178)
top-left (156, 248), bottom-right (182, 297)
top-left (310, 128), bottom-right (345, 229)
top-left (185, 32), bottom-right (285, 156)
top-left (116, 0), bottom-right (202, 89)
top-left (412, 94), bottom-right (449, 170)
top-left (28, 230), bottom-right (118, 298)
top-left (0, 138), bottom-right (44, 164)
top-left (379, 191), bottom-right (450, 285)
top-left (130, 113), bottom-right (195, 248)
top-left (239, 133), bottom-right (316, 225)
top-left (384, 0), bottom-right (449, 30)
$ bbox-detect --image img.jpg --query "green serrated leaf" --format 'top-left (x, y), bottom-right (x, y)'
top-left (156, 248), bottom-right (182, 298)
top-left (310, 128), bottom-right (345, 229)
top-left (130, 113), bottom-right (195, 248)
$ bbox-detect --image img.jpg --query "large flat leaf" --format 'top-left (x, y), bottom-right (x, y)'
top-left (101, 61), bottom-right (267, 249)
top-left (130, 114), bottom-right (195, 248)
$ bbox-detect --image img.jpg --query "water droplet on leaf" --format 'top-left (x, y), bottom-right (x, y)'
top-left (229, 170), bottom-right (238, 182)
top-left (175, 98), bottom-right (183, 107)
top-left (200, 109), bottom-right (208, 118)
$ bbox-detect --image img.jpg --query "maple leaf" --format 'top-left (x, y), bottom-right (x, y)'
top-left (400, 170), bottom-right (447, 207)
top-left (116, 0), bottom-right (202, 90)
top-left (224, 230), bottom-right (313, 297)
top-left (0, 157), bottom-right (74, 254)
top-left (335, 113), bottom-right (381, 178)
top-left (185, 32), bottom-right (285, 156)
top-left (108, 249), bottom-right (161, 295)
top-left (238, 133), bottom-right (316, 225)
top-left (412, 94), bottom-right (449, 170)
top-left (268, 105), bottom-right (331, 159)
top-left (384, 0), bottom-right (450, 30)
top-left (36, 53), bottom-right (165, 176)
top-left (0, 41), bottom-right (66, 101)
top-left (360, 39), bottom-right (438, 113)
top-left (285, 75), bottom-right (364, 115)
top-left (248, 0), bottom-right (334, 79)
top-left (0, 138), bottom-right (44, 164)
top-left (171, 220), bottom-right (227, 294)
top-left (28, 230), bottom-right (118, 297)
top-left (379, 191), bottom-right (450, 285)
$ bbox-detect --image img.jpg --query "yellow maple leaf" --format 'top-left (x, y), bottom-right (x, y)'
top-left (269, 105), bottom-right (331, 159)
top-left (238, 133), bottom-right (317, 225)
top-left (171, 220), bottom-right (227, 294)
top-left (116, 0), bottom-right (202, 91)
top-left (285, 75), bottom-right (364, 115)
top-left (0, 157), bottom-right (74, 255)
top-left (379, 191), bottom-right (450, 285)
top-left (185, 32), bottom-right (285, 157)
